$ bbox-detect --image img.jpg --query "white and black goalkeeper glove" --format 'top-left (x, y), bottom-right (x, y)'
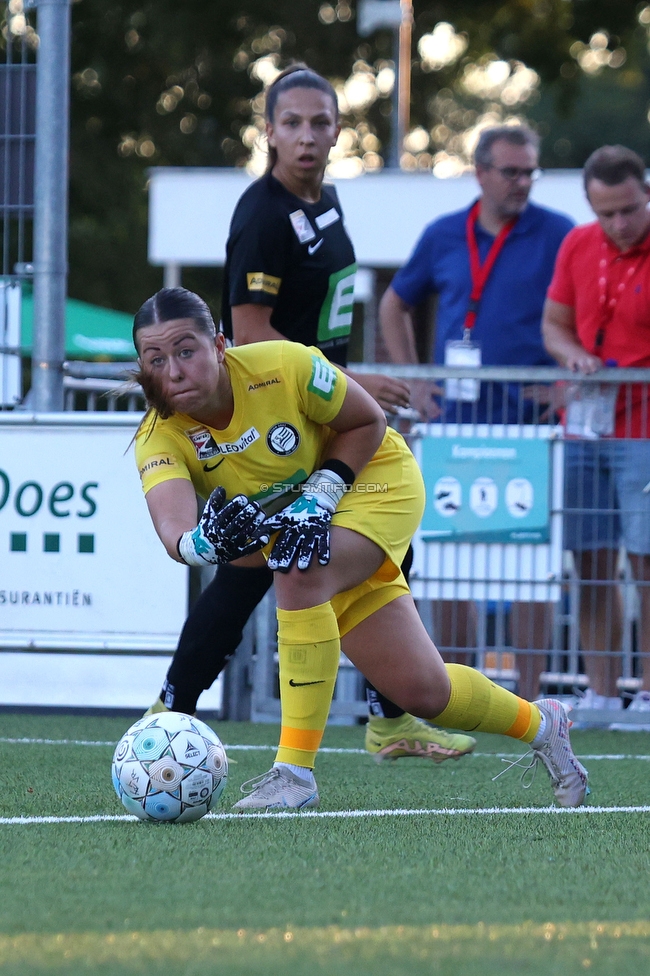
top-left (177, 486), bottom-right (269, 567)
top-left (263, 464), bottom-right (352, 573)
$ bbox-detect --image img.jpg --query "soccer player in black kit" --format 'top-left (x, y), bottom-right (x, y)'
top-left (145, 64), bottom-right (476, 765)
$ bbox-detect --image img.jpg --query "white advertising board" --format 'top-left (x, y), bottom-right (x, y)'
top-left (0, 414), bottom-right (188, 651)
top-left (148, 167), bottom-right (593, 269)
top-left (0, 651), bottom-right (223, 711)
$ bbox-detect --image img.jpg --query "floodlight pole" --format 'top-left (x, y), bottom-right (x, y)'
top-left (31, 0), bottom-right (71, 413)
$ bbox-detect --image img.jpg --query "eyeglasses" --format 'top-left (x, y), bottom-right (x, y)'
top-left (486, 166), bottom-right (542, 182)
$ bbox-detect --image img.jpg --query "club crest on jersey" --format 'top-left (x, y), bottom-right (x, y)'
top-left (266, 422), bottom-right (300, 456)
top-left (289, 209), bottom-right (316, 244)
top-left (185, 426), bottom-right (220, 460)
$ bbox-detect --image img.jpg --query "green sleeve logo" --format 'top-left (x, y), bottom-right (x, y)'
top-left (308, 355), bottom-right (337, 401)
top-left (317, 263), bottom-right (356, 342)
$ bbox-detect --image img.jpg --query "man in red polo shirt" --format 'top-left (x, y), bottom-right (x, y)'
top-left (543, 145), bottom-right (650, 725)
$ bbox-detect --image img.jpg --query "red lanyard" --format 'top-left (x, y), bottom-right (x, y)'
top-left (594, 239), bottom-right (645, 352)
top-left (464, 200), bottom-right (517, 334)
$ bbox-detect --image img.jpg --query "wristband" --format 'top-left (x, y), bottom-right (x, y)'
top-left (302, 467), bottom-right (348, 514)
top-left (320, 458), bottom-right (355, 487)
top-left (177, 530), bottom-right (209, 567)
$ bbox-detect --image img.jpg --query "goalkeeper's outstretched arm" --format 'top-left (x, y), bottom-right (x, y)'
top-left (146, 479), bottom-right (268, 567)
top-left (145, 477), bottom-right (200, 563)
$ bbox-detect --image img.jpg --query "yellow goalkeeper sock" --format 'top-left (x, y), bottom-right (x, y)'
top-left (433, 664), bottom-right (541, 743)
top-left (275, 602), bottom-right (340, 769)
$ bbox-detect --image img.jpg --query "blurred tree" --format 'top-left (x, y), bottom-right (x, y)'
top-left (9, 0), bottom-right (647, 312)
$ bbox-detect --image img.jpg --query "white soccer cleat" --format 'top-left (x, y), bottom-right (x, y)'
top-left (493, 698), bottom-right (588, 807)
top-left (610, 690), bottom-right (650, 731)
top-left (232, 766), bottom-right (319, 813)
top-left (531, 698), bottom-right (589, 807)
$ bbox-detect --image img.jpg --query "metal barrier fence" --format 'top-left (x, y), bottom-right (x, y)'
top-left (10, 360), bottom-right (650, 727)
top-left (57, 361), bottom-right (143, 412)
top-left (62, 376), bottom-right (144, 413)
top-left (247, 364), bottom-right (650, 727)
top-left (0, 13), bottom-right (36, 409)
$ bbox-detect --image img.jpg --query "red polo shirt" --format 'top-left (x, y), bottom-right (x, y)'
top-left (548, 221), bottom-right (650, 437)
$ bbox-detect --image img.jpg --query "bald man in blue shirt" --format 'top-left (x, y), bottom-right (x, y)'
top-left (380, 125), bottom-right (572, 698)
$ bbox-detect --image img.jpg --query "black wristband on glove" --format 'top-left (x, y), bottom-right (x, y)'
top-left (320, 458), bottom-right (355, 487)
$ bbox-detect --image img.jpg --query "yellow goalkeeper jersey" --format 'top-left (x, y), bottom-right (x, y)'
top-left (135, 341), bottom-right (349, 513)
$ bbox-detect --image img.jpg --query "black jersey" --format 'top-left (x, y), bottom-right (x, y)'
top-left (221, 172), bottom-right (357, 367)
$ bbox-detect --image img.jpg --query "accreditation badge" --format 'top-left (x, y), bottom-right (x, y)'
top-left (444, 338), bottom-right (481, 402)
top-left (565, 382), bottom-right (618, 439)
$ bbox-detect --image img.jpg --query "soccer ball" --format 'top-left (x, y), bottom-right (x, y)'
top-left (112, 711), bottom-right (228, 823)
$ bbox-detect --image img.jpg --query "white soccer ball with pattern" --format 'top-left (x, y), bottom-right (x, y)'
top-left (112, 711), bottom-right (228, 823)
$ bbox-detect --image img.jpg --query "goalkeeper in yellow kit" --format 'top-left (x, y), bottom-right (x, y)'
top-left (133, 286), bottom-right (588, 812)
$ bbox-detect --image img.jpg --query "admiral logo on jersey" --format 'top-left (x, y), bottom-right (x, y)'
top-left (246, 272), bottom-right (281, 296)
top-left (267, 423), bottom-right (300, 456)
top-left (186, 426), bottom-right (220, 460)
top-left (138, 454), bottom-right (179, 480)
top-left (248, 377), bottom-right (281, 391)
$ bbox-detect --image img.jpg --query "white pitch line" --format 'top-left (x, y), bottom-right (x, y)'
top-left (570, 754), bottom-right (650, 761)
top-left (2, 737), bottom-right (650, 762)
top-left (0, 737), bottom-right (117, 747)
top-left (0, 739), bottom-right (364, 753)
top-left (1, 805), bottom-right (650, 827)
top-left (226, 745), bottom-right (367, 754)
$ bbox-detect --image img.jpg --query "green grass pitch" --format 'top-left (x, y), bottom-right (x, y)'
top-left (1, 712), bottom-right (650, 976)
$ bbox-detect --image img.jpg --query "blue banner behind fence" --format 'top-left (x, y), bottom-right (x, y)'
top-left (419, 436), bottom-right (550, 543)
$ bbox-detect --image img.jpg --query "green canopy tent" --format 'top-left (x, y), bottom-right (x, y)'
top-left (21, 292), bottom-right (136, 361)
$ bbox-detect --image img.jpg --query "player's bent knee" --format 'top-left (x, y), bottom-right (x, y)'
top-left (387, 684), bottom-right (450, 719)
top-left (273, 565), bottom-right (335, 610)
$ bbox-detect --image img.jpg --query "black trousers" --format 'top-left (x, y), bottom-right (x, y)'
top-left (161, 547), bottom-right (413, 718)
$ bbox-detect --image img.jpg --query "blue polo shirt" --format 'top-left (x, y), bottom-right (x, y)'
top-left (391, 200), bottom-right (573, 420)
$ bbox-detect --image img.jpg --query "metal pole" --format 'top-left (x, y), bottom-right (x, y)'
top-left (163, 263), bottom-right (182, 288)
top-left (387, 28), bottom-right (400, 168)
top-left (31, 0), bottom-right (71, 412)
top-left (396, 0), bottom-right (413, 160)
